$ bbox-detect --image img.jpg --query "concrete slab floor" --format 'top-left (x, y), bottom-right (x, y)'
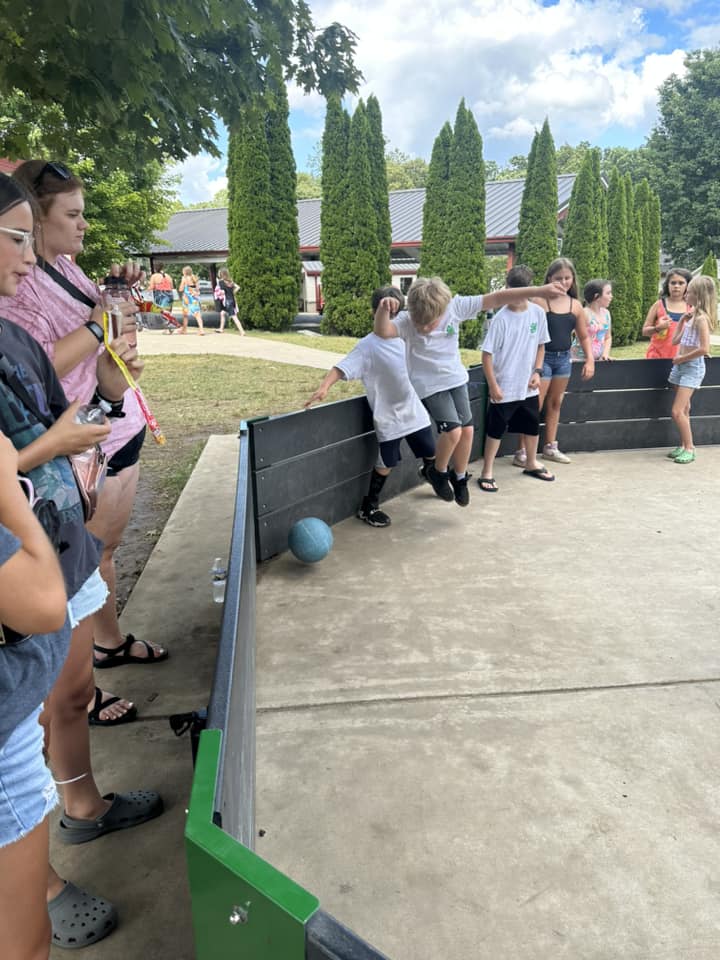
top-left (255, 447), bottom-right (720, 960)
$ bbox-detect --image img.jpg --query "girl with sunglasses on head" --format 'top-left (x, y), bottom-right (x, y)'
top-left (0, 173), bottom-right (164, 954)
top-left (0, 160), bottom-right (169, 733)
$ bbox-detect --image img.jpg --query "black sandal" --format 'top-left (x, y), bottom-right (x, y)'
top-left (93, 634), bottom-right (169, 669)
top-left (478, 477), bottom-right (498, 492)
top-left (88, 687), bottom-right (137, 727)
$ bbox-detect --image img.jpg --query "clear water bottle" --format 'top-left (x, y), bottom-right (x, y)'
top-left (74, 404), bottom-right (106, 425)
top-left (211, 557), bottom-right (227, 603)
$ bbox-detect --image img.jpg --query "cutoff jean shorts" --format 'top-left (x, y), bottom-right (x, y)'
top-left (668, 356), bottom-right (705, 390)
top-left (0, 707), bottom-right (57, 848)
top-left (541, 350), bottom-right (572, 380)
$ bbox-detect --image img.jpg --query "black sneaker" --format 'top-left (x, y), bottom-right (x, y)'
top-left (449, 469), bottom-right (470, 507)
top-left (425, 464), bottom-right (454, 502)
top-left (418, 463), bottom-right (429, 482)
top-left (357, 499), bottom-right (391, 527)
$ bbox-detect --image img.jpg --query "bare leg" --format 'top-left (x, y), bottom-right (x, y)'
top-left (523, 433), bottom-right (542, 471)
top-left (89, 466), bottom-right (165, 668)
top-left (435, 427), bottom-right (461, 472)
top-left (671, 386), bottom-right (695, 449)
top-left (233, 313), bottom-right (245, 336)
top-left (196, 310), bottom-right (204, 335)
top-left (519, 380), bottom-right (551, 457)
top-left (541, 376), bottom-right (569, 446)
top-left (218, 310), bottom-right (226, 332)
top-left (0, 818), bottom-right (51, 960)
top-left (451, 424), bottom-right (475, 474)
top-left (481, 435), bottom-right (501, 479)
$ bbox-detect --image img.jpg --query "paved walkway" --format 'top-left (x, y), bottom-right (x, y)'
top-left (137, 328), bottom-right (344, 370)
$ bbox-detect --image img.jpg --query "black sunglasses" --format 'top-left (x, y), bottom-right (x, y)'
top-left (34, 161), bottom-right (72, 187)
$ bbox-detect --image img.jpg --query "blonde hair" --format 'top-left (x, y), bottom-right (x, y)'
top-left (687, 275), bottom-right (717, 332)
top-left (407, 277), bottom-right (452, 328)
top-left (218, 267), bottom-right (232, 282)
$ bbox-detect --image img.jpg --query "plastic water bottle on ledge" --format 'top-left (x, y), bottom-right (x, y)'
top-left (211, 557), bottom-right (227, 604)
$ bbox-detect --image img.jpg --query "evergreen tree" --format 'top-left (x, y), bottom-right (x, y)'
top-left (337, 100), bottom-right (382, 336)
top-left (625, 174), bottom-right (644, 340)
top-left (515, 118), bottom-right (559, 279)
top-left (226, 107), bottom-right (273, 330)
top-left (635, 179), bottom-right (661, 318)
top-left (419, 122), bottom-right (453, 277)
top-left (701, 250), bottom-right (717, 280)
top-left (606, 168), bottom-right (632, 344)
top-left (366, 95), bottom-right (392, 286)
top-left (265, 65), bottom-right (301, 330)
top-left (319, 96), bottom-right (351, 332)
top-left (443, 101), bottom-right (486, 347)
top-left (561, 149), bottom-right (601, 292)
top-left (594, 149), bottom-right (609, 276)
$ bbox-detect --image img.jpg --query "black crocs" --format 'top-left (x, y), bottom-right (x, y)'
top-left (58, 790), bottom-right (164, 845)
top-left (48, 881), bottom-right (118, 949)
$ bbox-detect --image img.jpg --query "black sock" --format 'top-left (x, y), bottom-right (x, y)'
top-left (367, 469), bottom-right (388, 504)
top-left (422, 457), bottom-right (434, 470)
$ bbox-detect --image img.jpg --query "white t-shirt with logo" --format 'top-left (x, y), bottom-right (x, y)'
top-left (481, 302), bottom-right (550, 403)
top-left (393, 294), bottom-right (485, 399)
top-left (335, 333), bottom-right (430, 442)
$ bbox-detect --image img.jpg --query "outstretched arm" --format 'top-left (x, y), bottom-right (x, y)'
top-left (373, 297), bottom-right (400, 339)
top-left (305, 367), bottom-right (344, 407)
top-left (483, 281), bottom-right (566, 313)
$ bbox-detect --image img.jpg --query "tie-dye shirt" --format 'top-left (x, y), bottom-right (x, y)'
top-left (0, 257), bottom-right (144, 459)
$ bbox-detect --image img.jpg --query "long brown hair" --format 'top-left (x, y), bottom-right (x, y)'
top-left (12, 160), bottom-right (83, 219)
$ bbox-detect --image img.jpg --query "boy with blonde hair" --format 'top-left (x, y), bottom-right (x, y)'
top-left (374, 274), bottom-right (564, 505)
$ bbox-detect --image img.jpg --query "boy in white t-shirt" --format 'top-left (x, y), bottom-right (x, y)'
top-left (374, 274), bottom-right (564, 506)
top-left (479, 265), bottom-right (554, 491)
top-left (306, 287), bottom-right (436, 528)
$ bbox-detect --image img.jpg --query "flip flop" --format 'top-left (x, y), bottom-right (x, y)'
top-left (93, 634), bottom-right (169, 669)
top-left (522, 467), bottom-right (555, 482)
top-left (49, 881), bottom-right (118, 950)
top-left (88, 687), bottom-right (137, 727)
top-left (58, 790), bottom-right (164, 845)
top-left (477, 477), bottom-right (498, 492)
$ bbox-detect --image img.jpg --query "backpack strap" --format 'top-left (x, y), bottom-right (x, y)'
top-left (35, 257), bottom-right (97, 310)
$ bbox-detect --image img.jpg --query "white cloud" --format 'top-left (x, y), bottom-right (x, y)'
top-left (302, 0), bottom-right (692, 160)
top-left (170, 154), bottom-right (228, 205)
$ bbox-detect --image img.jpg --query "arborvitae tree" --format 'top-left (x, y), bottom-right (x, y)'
top-left (265, 65), bottom-right (301, 330)
top-left (561, 148), bottom-right (601, 292)
top-left (625, 174), bottom-right (644, 340)
top-left (366, 94), bottom-right (392, 286)
top-left (443, 101), bottom-right (486, 347)
top-left (515, 118), bottom-right (559, 280)
top-left (701, 250), bottom-right (717, 281)
top-left (606, 168), bottom-right (632, 344)
top-left (335, 100), bottom-right (382, 336)
top-left (319, 96), bottom-right (351, 332)
top-left (227, 107), bottom-right (273, 330)
top-left (635, 179), bottom-right (661, 318)
top-left (419, 121), bottom-right (452, 277)
top-left (594, 149), bottom-right (609, 276)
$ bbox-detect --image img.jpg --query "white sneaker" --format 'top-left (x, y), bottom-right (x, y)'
top-left (542, 444), bottom-right (571, 464)
top-left (511, 450), bottom-right (527, 468)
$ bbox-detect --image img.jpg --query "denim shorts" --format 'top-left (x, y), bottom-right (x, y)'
top-left (542, 350), bottom-right (572, 380)
top-left (0, 707), bottom-right (58, 848)
top-left (67, 568), bottom-right (109, 629)
top-left (668, 356), bottom-right (706, 390)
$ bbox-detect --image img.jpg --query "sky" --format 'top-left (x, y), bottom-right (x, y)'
top-left (172, 0), bottom-right (720, 204)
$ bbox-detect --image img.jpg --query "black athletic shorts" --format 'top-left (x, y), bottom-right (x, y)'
top-left (107, 427), bottom-right (147, 477)
top-left (377, 425), bottom-right (435, 469)
top-left (485, 396), bottom-right (540, 440)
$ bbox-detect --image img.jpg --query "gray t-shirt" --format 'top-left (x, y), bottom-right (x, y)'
top-left (481, 303), bottom-right (550, 403)
top-left (0, 522), bottom-right (71, 749)
top-left (335, 334), bottom-right (430, 442)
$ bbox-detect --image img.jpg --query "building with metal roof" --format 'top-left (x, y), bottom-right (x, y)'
top-left (146, 175), bottom-right (577, 311)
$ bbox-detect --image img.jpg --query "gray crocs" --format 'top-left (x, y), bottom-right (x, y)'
top-left (58, 790), bottom-right (164, 845)
top-left (48, 881), bottom-right (118, 949)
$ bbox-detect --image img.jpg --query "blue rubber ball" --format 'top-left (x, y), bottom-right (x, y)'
top-left (288, 517), bottom-right (333, 564)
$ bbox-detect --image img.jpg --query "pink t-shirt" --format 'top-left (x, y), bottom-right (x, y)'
top-left (0, 258), bottom-right (144, 458)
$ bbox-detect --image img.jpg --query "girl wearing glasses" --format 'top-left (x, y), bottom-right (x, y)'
top-left (0, 173), bottom-right (164, 954)
top-left (0, 160), bottom-right (169, 733)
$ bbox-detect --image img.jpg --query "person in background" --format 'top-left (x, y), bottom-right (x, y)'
top-left (571, 279), bottom-right (613, 362)
top-left (214, 267), bottom-right (244, 335)
top-left (642, 268), bottom-right (692, 360)
top-left (148, 264), bottom-right (174, 310)
top-left (178, 265), bottom-right (204, 335)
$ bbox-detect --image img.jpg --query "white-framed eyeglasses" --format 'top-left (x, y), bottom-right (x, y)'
top-left (0, 227), bottom-right (35, 251)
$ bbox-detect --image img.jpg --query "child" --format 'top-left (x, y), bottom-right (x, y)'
top-left (374, 274), bottom-right (566, 505)
top-left (642, 267), bottom-right (692, 359)
top-left (214, 268), bottom-right (244, 335)
top-left (571, 279), bottom-right (613, 361)
top-left (667, 274), bottom-right (716, 463)
top-left (478, 265), bottom-right (554, 491)
top-left (306, 287), bottom-right (436, 527)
